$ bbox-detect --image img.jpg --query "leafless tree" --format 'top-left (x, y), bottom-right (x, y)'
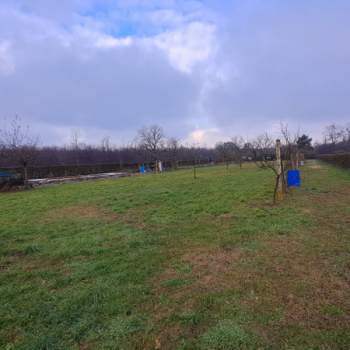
top-left (70, 129), bottom-right (83, 166)
top-left (167, 137), bottom-right (180, 169)
top-left (101, 136), bottom-right (111, 152)
top-left (249, 133), bottom-right (287, 202)
top-left (0, 116), bottom-right (38, 186)
top-left (323, 124), bottom-right (343, 144)
top-left (231, 136), bottom-right (245, 168)
top-left (280, 123), bottom-right (300, 170)
top-left (251, 133), bottom-right (276, 169)
top-left (137, 125), bottom-right (165, 163)
top-left (345, 124), bottom-right (350, 142)
top-left (70, 129), bottom-right (83, 150)
top-left (215, 141), bottom-right (235, 170)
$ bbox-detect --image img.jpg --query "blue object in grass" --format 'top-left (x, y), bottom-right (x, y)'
top-left (287, 170), bottom-right (301, 187)
top-left (0, 171), bottom-right (13, 177)
top-left (139, 164), bottom-right (146, 174)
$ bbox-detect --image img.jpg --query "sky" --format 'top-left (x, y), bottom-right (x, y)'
top-left (0, 0), bottom-right (349, 147)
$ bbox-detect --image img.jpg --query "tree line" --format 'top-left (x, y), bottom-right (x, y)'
top-left (0, 117), bottom-right (349, 182)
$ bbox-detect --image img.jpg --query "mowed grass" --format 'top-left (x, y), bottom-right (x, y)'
top-left (1, 162), bottom-right (349, 349)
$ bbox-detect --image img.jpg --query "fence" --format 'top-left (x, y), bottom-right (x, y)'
top-left (0, 159), bottom-right (215, 179)
top-left (318, 153), bottom-right (350, 168)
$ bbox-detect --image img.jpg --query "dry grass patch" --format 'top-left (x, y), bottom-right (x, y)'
top-left (156, 247), bottom-right (241, 296)
top-left (234, 234), bottom-right (350, 344)
top-left (42, 205), bottom-right (118, 223)
top-left (182, 247), bottom-right (241, 291)
top-left (147, 247), bottom-right (242, 348)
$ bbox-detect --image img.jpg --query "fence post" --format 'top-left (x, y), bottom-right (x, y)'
top-left (276, 139), bottom-right (284, 201)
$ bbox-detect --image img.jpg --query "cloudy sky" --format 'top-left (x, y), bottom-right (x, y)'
top-left (0, 0), bottom-right (349, 146)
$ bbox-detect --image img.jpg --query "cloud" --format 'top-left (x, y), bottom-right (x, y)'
top-left (0, 0), bottom-right (349, 146)
top-left (0, 41), bottom-right (15, 75)
top-left (200, 0), bottom-right (350, 140)
top-left (185, 127), bottom-right (227, 146)
top-left (0, 2), bottom-right (203, 144)
top-left (153, 21), bottom-right (216, 73)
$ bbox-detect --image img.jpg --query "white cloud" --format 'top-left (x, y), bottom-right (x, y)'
top-left (185, 127), bottom-right (228, 146)
top-left (71, 26), bottom-right (133, 48)
top-left (152, 21), bottom-right (216, 73)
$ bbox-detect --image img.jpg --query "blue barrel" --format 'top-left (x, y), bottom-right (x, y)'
top-left (287, 170), bottom-right (301, 187)
top-left (139, 164), bottom-right (146, 174)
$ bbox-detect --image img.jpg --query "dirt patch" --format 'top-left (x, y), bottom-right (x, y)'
top-left (182, 247), bottom-right (241, 290)
top-left (42, 205), bottom-right (118, 223)
top-left (156, 247), bottom-right (241, 295)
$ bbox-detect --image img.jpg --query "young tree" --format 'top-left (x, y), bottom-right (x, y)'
top-left (0, 116), bottom-right (38, 187)
top-left (250, 133), bottom-right (287, 203)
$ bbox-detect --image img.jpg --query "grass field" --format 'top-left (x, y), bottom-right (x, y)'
top-left (1, 161), bottom-right (350, 349)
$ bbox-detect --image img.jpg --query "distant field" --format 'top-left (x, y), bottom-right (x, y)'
top-left (1, 162), bottom-right (349, 349)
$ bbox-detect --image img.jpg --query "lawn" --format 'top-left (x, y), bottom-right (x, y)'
top-left (1, 162), bottom-right (349, 349)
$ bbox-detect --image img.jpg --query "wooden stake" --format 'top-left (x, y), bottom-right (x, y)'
top-left (275, 139), bottom-right (284, 201)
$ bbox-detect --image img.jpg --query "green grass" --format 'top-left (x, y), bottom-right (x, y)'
top-left (1, 162), bottom-right (349, 349)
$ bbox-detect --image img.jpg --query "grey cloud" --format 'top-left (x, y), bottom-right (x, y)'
top-left (203, 1), bottom-right (350, 135)
top-left (1, 0), bottom-right (350, 145)
top-left (0, 7), bottom-right (200, 144)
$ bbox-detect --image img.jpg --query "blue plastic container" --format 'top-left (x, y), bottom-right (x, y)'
top-left (139, 164), bottom-right (146, 174)
top-left (287, 170), bottom-right (301, 187)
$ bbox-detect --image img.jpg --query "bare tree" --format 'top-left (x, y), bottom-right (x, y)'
top-left (280, 123), bottom-right (300, 169)
top-left (231, 136), bottom-right (245, 168)
top-left (137, 125), bottom-right (165, 165)
top-left (167, 137), bottom-right (180, 169)
top-left (323, 124), bottom-right (343, 144)
top-left (70, 129), bottom-right (82, 166)
top-left (0, 116), bottom-right (38, 187)
top-left (71, 129), bottom-right (84, 150)
top-left (249, 133), bottom-right (287, 202)
top-left (215, 141), bottom-right (235, 170)
top-left (345, 124), bottom-right (350, 142)
top-left (251, 133), bottom-right (275, 169)
top-left (101, 136), bottom-right (111, 152)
